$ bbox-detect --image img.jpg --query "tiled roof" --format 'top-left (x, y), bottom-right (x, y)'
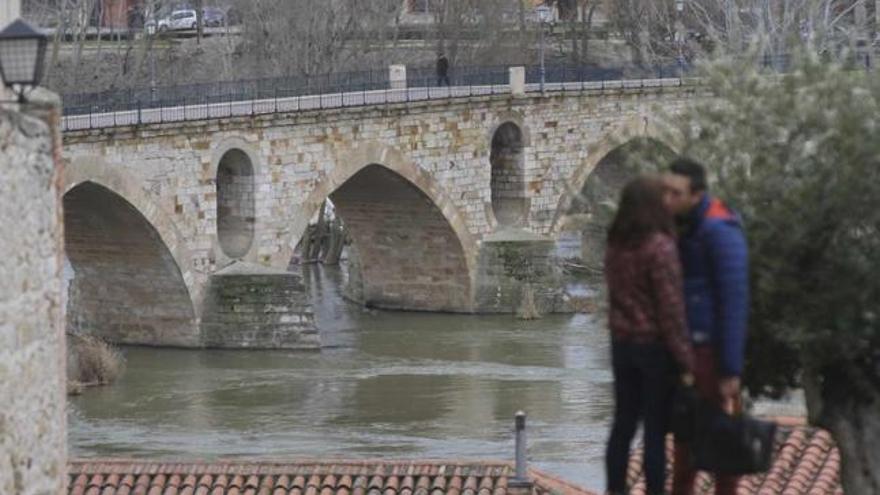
top-left (626, 420), bottom-right (843, 495)
top-left (66, 421), bottom-right (843, 495)
top-left (67, 459), bottom-right (597, 495)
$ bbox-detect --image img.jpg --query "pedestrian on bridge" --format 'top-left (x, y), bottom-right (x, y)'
top-left (437, 53), bottom-right (450, 86)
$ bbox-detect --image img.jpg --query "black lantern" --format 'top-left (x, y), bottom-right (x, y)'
top-left (0, 19), bottom-right (48, 103)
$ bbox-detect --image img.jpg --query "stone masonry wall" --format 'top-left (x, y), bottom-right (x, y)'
top-left (0, 99), bottom-right (66, 494)
top-left (201, 269), bottom-right (319, 349)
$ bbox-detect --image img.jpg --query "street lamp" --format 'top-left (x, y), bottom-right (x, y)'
top-left (674, 0), bottom-right (685, 74)
top-left (535, 4), bottom-right (553, 93)
top-left (0, 19), bottom-right (48, 104)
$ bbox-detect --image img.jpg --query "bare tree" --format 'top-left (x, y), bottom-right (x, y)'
top-left (605, 0), bottom-right (876, 66)
top-left (236, 0), bottom-right (400, 77)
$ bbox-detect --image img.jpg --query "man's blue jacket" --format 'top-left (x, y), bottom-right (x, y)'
top-left (678, 194), bottom-right (749, 377)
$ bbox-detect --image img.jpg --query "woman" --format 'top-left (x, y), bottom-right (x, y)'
top-left (604, 176), bottom-right (695, 495)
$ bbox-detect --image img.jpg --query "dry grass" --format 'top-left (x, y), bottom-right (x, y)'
top-left (68, 334), bottom-right (125, 388)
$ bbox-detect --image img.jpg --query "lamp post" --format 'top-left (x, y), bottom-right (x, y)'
top-left (675, 0), bottom-right (685, 74)
top-left (0, 18), bottom-right (48, 104)
top-left (535, 4), bottom-right (552, 93)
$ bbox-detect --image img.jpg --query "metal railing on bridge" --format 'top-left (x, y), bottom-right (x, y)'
top-left (61, 58), bottom-right (812, 131)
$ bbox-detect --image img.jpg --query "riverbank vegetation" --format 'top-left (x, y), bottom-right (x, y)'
top-left (67, 333), bottom-right (126, 394)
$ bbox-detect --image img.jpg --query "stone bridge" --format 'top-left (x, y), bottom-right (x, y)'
top-left (61, 77), bottom-right (696, 349)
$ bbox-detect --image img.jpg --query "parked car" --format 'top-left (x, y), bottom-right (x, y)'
top-left (145, 9), bottom-right (198, 33)
top-left (202, 7), bottom-right (226, 27)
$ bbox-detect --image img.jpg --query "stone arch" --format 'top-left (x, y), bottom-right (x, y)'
top-left (63, 181), bottom-right (199, 347)
top-left (487, 111), bottom-right (532, 148)
top-left (277, 142), bottom-right (477, 312)
top-left (216, 149), bottom-right (255, 259)
top-left (64, 157), bottom-right (196, 303)
top-left (549, 115), bottom-right (679, 235)
top-left (489, 121), bottom-right (529, 228)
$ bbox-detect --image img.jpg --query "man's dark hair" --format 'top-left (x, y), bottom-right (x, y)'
top-left (669, 157), bottom-right (708, 192)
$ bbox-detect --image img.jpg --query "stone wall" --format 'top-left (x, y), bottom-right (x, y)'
top-left (201, 266), bottom-right (319, 349)
top-left (475, 233), bottom-right (564, 314)
top-left (0, 96), bottom-right (66, 494)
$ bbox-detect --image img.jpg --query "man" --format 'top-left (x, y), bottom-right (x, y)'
top-left (436, 53), bottom-right (450, 86)
top-left (663, 158), bottom-right (749, 495)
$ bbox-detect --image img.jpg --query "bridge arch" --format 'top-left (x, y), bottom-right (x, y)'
top-left (64, 159), bottom-right (196, 300)
top-left (63, 179), bottom-right (199, 346)
top-left (549, 115), bottom-right (680, 235)
top-left (279, 142), bottom-right (477, 312)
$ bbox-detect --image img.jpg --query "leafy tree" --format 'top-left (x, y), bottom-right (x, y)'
top-left (671, 51), bottom-right (880, 493)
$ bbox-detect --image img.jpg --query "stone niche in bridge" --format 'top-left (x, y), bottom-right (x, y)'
top-left (216, 148), bottom-right (256, 260)
top-left (490, 122), bottom-right (529, 228)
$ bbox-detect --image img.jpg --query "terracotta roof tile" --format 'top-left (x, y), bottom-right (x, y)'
top-left (69, 460), bottom-right (595, 495)
top-left (624, 421), bottom-right (842, 494)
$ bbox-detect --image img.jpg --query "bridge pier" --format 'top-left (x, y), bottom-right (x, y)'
top-left (474, 230), bottom-right (565, 314)
top-left (200, 263), bottom-right (320, 349)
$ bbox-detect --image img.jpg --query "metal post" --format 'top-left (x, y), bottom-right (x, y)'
top-left (533, 5), bottom-right (552, 94)
top-left (539, 25), bottom-right (546, 93)
top-left (675, 0), bottom-right (685, 77)
top-left (514, 411), bottom-right (527, 481)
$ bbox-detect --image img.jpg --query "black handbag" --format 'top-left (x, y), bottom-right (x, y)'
top-left (668, 382), bottom-right (700, 441)
top-left (691, 405), bottom-right (778, 475)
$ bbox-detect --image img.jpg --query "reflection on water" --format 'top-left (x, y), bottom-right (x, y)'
top-left (69, 265), bottom-right (613, 491)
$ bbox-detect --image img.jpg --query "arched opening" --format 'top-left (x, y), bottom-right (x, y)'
top-left (311, 164), bottom-right (472, 312)
top-left (216, 149), bottom-right (255, 259)
top-left (490, 122), bottom-right (527, 227)
top-left (64, 182), bottom-right (197, 346)
top-left (558, 138), bottom-right (676, 272)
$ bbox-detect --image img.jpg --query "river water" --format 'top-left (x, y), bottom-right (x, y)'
top-left (68, 261), bottom-right (613, 492)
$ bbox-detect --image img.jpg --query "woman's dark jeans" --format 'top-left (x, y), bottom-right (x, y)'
top-left (606, 340), bottom-right (670, 495)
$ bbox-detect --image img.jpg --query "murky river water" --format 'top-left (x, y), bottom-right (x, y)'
top-left (69, 263), bottom-right (613, 492)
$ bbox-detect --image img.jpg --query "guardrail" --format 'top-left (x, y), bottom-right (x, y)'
top-left (61, 62), bottom-right (693, 131)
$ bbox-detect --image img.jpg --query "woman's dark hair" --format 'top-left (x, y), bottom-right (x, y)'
top-left (607, 176), bottom-right (675, 246)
